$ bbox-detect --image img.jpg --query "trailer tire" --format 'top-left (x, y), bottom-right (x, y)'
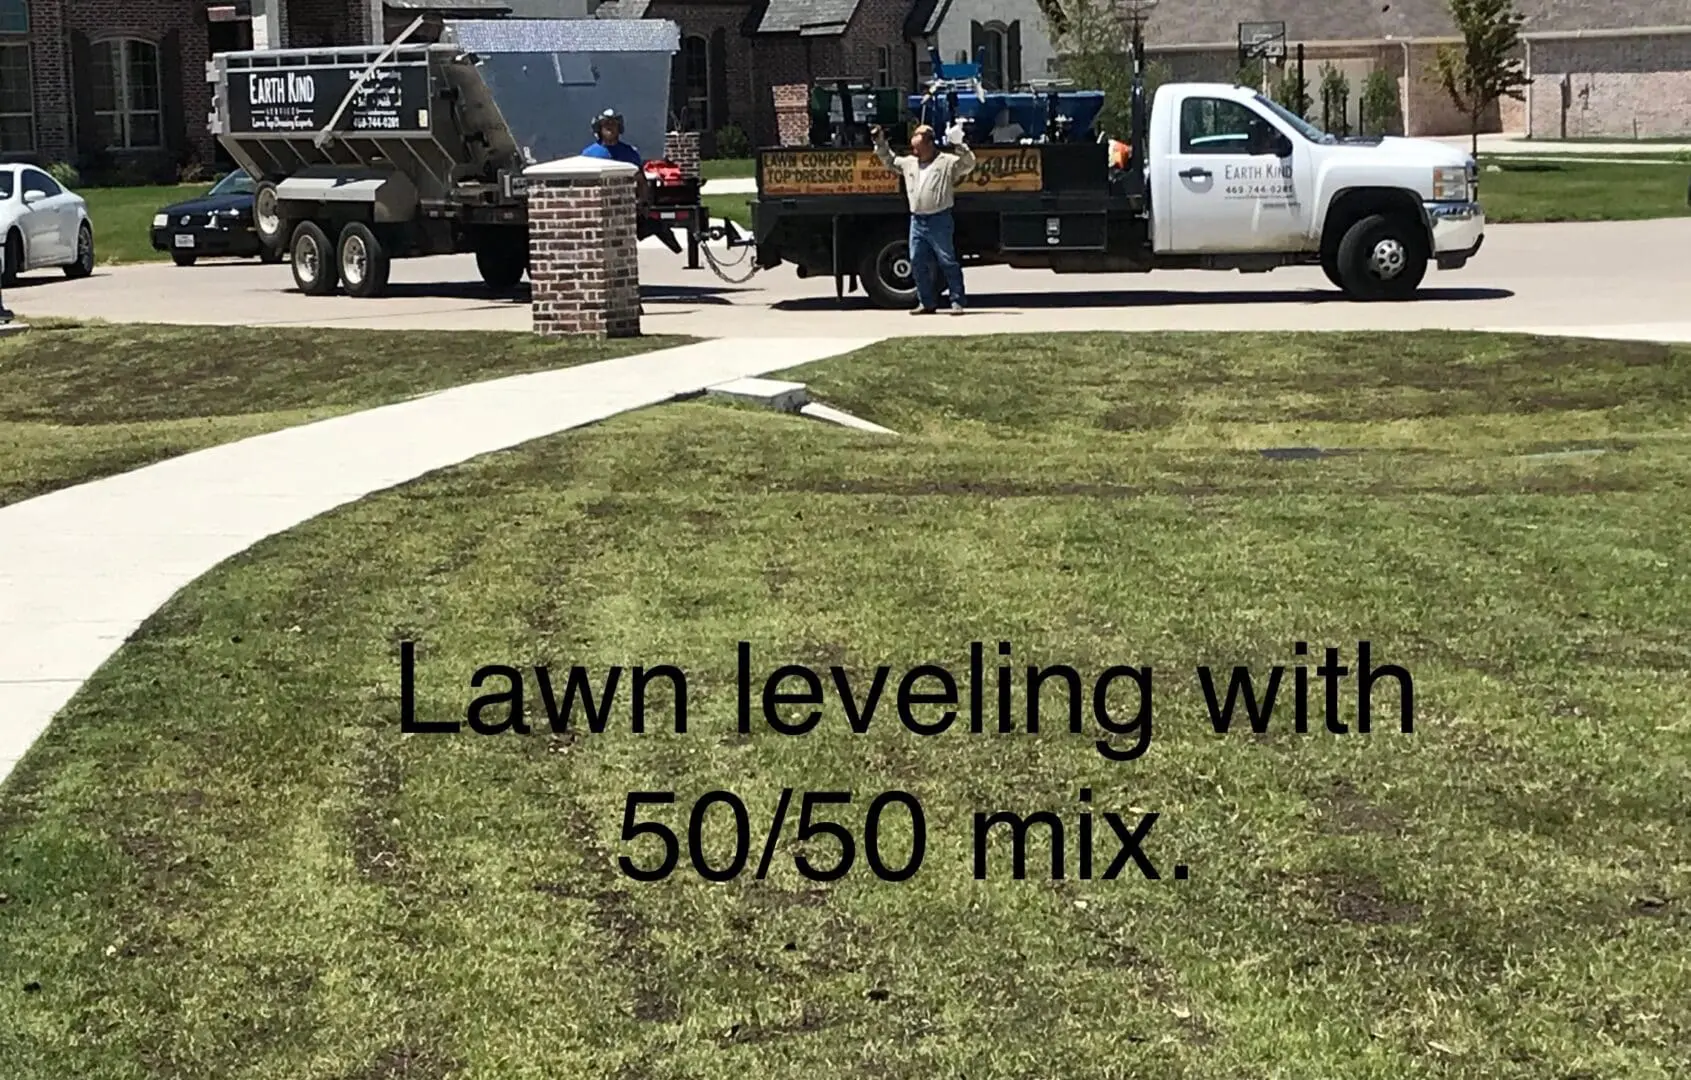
top-left (1334, 213), bottom-right (1427, 301)
top-left (253, 181), bottom-right (286, 249)
top-left (337, 222), bottom-right (390, 299)
top-left (291, 221), bottom-right (339, 296)
top-left (475, 237), bottom-right (526, 291)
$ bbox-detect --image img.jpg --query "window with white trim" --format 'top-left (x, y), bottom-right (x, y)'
top-left (91, 37), bottom-right (162, 150)
top-left (0, 43), bottom-right (31, 151)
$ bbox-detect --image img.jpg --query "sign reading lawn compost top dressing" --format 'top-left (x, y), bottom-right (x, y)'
top-left (760, 147), bottom-right (1043, 196)
top-left (226, 62), bottom-right (431, 134)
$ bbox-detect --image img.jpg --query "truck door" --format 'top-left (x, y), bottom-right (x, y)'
top-left (1162, 95), bottom-right (1305, 253)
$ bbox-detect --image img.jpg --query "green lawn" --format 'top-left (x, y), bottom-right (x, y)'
top-left (2, 330), bottom-right (1687, 1079)
top-left (81, 183), bottom-right (209, 264)
top-left (702, 157), bottom-right (754, 180)
top-left (1478, 156), bottom-right (1691, 222)
top-left (0, 322), bottom-right (684, 506)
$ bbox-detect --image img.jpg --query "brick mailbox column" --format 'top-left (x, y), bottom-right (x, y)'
top-left (663, 131), bottom-right (701, 180)
top-left (526, 156), bottom-right (641, 339)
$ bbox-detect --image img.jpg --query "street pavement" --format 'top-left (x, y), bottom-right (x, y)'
top-left (12, 216), bottom-right (1691, 343)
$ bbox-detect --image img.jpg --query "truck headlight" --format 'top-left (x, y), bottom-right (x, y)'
top-left (1432, 166), bottom-right (1469, 202)
top-left (152, 213), bottom-right (168, 227)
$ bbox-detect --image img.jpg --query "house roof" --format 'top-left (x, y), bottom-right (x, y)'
top-left (904, 0), bottom-right (947, 38)
top-left (593, 0), bottom-right (652, 18)
top-left (1140, 0), bottom-right (1691, 46)
top-left (751, 0), bottom-right (861, 34)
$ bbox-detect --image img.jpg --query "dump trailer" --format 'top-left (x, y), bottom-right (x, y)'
top-left (207, 18), bottom-right (689, 298)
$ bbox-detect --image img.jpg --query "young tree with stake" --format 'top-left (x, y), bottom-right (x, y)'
top-left (1434, 0), bottom-right (1529, 156)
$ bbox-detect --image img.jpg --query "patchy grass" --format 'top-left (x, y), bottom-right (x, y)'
top-left (2, 330), bottom-right (1688, 1078)
top-left (0, 322), bottom-right (686, 505)
top-left (1478, 156), bottom-right (1691, 222)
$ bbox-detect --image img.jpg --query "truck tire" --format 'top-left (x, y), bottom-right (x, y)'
top-left (858, 231), bottom-right (918, 309)
top-left (253, 181), bottom-right (286, 250)
top-left (475, 235), bottom-right (526, 291)
top-left (291, 221), bottom-right (339, 296)
top-left (337, 222), bottom-right (390, 299)
top-left (1320, 248), bottom-right (1343, 290)
top-left (1334, 213), bottom-right (1427, 301)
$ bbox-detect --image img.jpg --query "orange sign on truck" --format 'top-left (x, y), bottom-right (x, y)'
top-left (760, 147), bottom-right (1044, 196)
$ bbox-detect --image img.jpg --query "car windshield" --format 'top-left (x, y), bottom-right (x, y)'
top-left (209, 170), bottom-right (257, 195)
top-left (1254, 93), bottom-right (1335, 144)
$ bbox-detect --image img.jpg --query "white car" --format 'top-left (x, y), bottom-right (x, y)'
top-left (0, 162), bottom-right (95, 285)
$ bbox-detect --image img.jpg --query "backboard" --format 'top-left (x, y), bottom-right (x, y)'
top-left (1238, 21), bottom-right (1287, 63)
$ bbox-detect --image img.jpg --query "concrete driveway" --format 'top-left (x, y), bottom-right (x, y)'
top-left (10, 216), bottom-right (1691, 342)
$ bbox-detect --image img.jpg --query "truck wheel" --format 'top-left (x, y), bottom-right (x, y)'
top-left (291, 221), bottom-right (339, 296)
top-left (1334, 213), bottom-right (1428, 300)
top-left (858, 232), bottom-right (918, 309)
top-left (338, 222), bottom-right (390, 299)
top-left (253, 181), bottom-right (286, 249)
top-left (475, 236), bottom-right (526, 290)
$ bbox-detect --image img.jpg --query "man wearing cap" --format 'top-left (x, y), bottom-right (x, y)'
top-left (870, 120), bottom-right (976, 314)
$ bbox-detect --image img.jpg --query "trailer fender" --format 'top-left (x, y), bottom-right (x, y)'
top-left (275, 166), bottom-right (420, 224)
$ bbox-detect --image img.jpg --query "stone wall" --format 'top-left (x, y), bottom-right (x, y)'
top-left (1527, 33), bottom-right (1691, 138)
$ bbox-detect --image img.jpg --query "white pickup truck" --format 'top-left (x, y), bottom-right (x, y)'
top-left (750, 80), bottom-right (1486, 306)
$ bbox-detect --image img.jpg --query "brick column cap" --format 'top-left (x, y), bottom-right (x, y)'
top-left (527, 156), bottom-right (642, 179)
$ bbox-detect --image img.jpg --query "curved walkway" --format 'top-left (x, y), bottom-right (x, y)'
top-left (0, 335), bottom-right (880, 785)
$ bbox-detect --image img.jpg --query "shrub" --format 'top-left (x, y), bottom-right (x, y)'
top-left (711, 123), bottom-right (750, 159)
top-left (45, 161), bottom-right (80, 188)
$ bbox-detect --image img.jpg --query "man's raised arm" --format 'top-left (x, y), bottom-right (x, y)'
top-left (870, 124), bottom-right (901, 169)
top-left (947, 123), bottom-right (978, 177)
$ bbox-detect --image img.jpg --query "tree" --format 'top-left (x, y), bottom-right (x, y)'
top-left (1046, 0), bottom-right (1158, 140)
top-left (1359, 68), bottom-right (1401, 135)
top-left (1319, 62), bottom-right (1351, 135)
top-left (1434, 0), bottom-right (1528, 155)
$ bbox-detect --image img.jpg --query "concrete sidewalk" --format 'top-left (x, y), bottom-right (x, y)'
top-left (1438, 134), bottom-right (1691, 156)
top-left (0, 335), bottom-right (880, 786)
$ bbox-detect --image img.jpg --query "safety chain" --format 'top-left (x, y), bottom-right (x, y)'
top-left (697, 226), bottom-right (761, 284)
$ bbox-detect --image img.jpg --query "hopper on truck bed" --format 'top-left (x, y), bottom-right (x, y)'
top-left (205, 17), bottom-right (685, 298)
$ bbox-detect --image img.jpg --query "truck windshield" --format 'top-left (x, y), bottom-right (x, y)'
top-left (1254, 93), bottom-right (1336, 144)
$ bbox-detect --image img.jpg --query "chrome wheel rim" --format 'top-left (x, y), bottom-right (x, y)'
top-left (298, 237), bottom-right (319, 283)
top-left (256, 189), bottom-right (280, 237)
top-left (1369, 237), bottom-right (1406, 279)
top-left (342, 235), bottom-right (366, 286)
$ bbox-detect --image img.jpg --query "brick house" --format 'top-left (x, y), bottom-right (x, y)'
top-left (600, 0), bottom-right (1691, 145)
top-left (1132, 0), bottom-right (1691, 140)
top-left (2, 0), bottom-right (516, 179)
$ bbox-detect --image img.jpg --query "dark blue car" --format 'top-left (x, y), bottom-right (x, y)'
top-left (151, 170), bottom-right (284, 266)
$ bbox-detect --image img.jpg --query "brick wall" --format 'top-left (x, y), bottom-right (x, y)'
top-left (663, 130), bottom-right (700, 177)
top-left (753, 37), bottom-right (832, 146)
top-left (646, 1), bottom-right (757, 146)
top-left (528, 165), bottom-right (641, 339)
top-left (21, 0), bottom-right (68, 162)
top-left (1527, 33), bottom-right (1691, 139)
top-left (771, 82), bottom-right (809, 146)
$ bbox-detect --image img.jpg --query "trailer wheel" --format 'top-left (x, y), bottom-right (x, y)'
top-left (291, 221), bottom-right (339, 296)
top-left (253, 182), bottom-right (286, 249)
top-left (338, 222), bottom-right (391, 299)
top-left (475, 236), bottom-right (526, 291)
top-left (1334, 213), bottom-right (1427, 301)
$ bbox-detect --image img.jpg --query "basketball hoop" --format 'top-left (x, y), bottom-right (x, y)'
top-left (1238, 20), bottom-right (1288, 65)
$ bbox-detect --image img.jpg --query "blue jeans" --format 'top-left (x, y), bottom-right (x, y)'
top-left (909, 210), bottom-right (964, 310)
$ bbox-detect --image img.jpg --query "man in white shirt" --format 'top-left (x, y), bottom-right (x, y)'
top-left (870, 121), bottom-right (977, 314)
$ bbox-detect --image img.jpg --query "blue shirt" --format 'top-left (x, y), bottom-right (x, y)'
top-left (582, 140), bottom-right (643, 167)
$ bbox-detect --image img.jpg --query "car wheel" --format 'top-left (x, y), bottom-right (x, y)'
top-left (337, 221), bottom-right (390, 299)
top-left (1335, 213), bottom-right (1428, 301)
top-left (172, 251), bottom-right (197, 268)
top-left (290, 221), bottom-right (339, 296)
top-left (2, 230), bottom-right (20, 287)
top-left (62, 222), bottom-right (95, 279)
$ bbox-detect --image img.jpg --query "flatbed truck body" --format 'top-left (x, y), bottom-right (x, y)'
top-left (752, 82), bottom-right (1485, 307)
